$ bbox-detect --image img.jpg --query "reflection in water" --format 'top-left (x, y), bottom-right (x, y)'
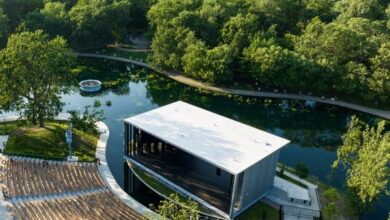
top-left (47, 58), bottom-right (390, 219)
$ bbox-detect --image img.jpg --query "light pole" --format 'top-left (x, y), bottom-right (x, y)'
top-left (66, 123), bottom-right (78, 162)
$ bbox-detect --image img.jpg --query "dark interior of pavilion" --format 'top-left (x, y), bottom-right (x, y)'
top-left (126, 126), bottom-right (234, 213)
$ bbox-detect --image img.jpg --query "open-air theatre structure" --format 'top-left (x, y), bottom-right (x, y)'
top-left (123, 101), bottom-right (290, 219)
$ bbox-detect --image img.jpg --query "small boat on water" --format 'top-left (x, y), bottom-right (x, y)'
top-left (79, 79), bottom-right (102, 92)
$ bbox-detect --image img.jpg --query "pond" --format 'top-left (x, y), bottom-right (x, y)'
top-left (7, 58), bottom-right (390, 219)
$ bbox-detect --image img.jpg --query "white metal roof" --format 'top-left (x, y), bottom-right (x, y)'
top-left (124, 101), bottom-right (290, 175)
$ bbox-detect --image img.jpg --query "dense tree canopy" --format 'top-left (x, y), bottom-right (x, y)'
top-left (334, 0), bottom-right (385, 20)
top-left (0, 9), bottom-right (8, 47)
top-left (0, 0), bottom-right (151, 49)
top-left (148, 0), bottom-right (390, 104)
top-left (0, 0), bottom-right (388, 104)
top-left (0, 0), bottom-right (387, 105)
top-left (332, 116), bottom-right (390, 211)
top-left (0, 0), bottom-right (43, 29)
top-left (17, 2), bottom-right (72, 39)
top-left (0, 31), bottom-right (74, 127)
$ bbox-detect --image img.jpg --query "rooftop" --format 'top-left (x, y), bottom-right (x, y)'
top-left (124, 101), bottom-right (290, 175)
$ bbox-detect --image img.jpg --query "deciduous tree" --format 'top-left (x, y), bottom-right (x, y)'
top-left (334, 0), bottom-right (384, 20)
top-left (151, 194), bottom-right (199, 220)
top-left (0, 9), bottom-right (8, 47)
top-left (0, 0), bottom-right (43, 29)
top-left (0, 31), bottom-right (74, 127)
top-left (332, 116), bottom-right (390, 211)
top-left (295, 162), bottom-right (309, 179)
top-left (17, 2), bottom-right (72, 39)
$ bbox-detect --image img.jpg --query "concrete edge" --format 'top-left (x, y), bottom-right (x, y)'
top-left (0, 156), bottom-right (13, 220)
top-left (95, 121), bottom-right (157, 218)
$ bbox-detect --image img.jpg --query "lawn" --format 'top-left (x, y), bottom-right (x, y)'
top-left (2, 120), bottom-right (98, 162)
top-left (236, 202), bottom-right (279, 220)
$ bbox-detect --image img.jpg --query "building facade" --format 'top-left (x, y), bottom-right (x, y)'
top-left (123, 101), bottom-right (290, 219)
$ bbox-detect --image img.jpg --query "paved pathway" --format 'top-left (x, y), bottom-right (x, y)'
top-left (106, 45), bottom-right (152, 53)
top-left (75, 53), bottom-right (390, 120)
top-left (0, 113), bottom-right (71, 123)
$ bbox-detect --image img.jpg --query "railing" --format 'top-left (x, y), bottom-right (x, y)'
top-left (3, 151), bottom-right (97, 162)
top-left (281, 204), bottom-right (321, 218)
top-left (3, 151), bottom-right (67, 160)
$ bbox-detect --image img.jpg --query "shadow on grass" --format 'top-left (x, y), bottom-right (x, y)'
top-left (3, 121), bottom-right (98, 162)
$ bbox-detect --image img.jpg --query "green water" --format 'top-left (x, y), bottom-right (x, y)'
top-left (54, 58), bottom-right (389, 219)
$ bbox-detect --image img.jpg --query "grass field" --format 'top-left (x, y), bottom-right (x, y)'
top-left (1, 120), bottom-right (98, 162)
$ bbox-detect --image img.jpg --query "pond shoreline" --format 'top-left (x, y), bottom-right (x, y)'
top-left (75, 52), bottom-right (390, 120)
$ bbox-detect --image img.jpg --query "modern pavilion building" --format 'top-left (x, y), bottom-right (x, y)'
top-left (123, 101), bottom-right (290, 219)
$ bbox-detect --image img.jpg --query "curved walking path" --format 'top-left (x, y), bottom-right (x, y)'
top-left (106, 45), bottom-right (152, 53)
top-left (76, 53), bottom-right (390, 120)
top-left (95, 121), bottom-right (157, 218)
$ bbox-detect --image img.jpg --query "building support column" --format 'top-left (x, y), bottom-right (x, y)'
top-left (126, 164), bottom-right (141, 193)
top-left (129, 124), bottom-right (133, 156)
top-left (229, 174), bottom-right (238, 219)
top-left (124, 123), bottom-right (129, 156)
top-left (124, 162), bottom-right (130, 193)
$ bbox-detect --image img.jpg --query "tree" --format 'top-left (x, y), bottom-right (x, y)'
top-left (221, 13), bottom-right (260, 56)
top-left (151, 25), bottom-right (197, 69)
top-left (195, 0), bottom-right (242, 46)
top-left (68, 0), bottom-right (113, 48)
top-left (242, 32), bottom-right (326, 91)
top-left (0, 30), bottom-right (74, 127)
top-left (295, 162), bottom-right (309, 179)
top-left (17, 2), bottom-right (72, 39)
top-left (369, 42), bottom-right (390, 97)
top-left (109, 0), bottom-right (150, 41)
top-left (333, 0), bottom-right (384, 20)
top-left (332, 116), bottom-right (390, 211)
top-left (68, 105), bottom-right (104, 135)
top-left (151, 194), bottom-right (199, 220)
top-left (386, 5), bottom-right (390, 29)
top-left (291, 17), bottom-right (388, 101)
top-left (183, 42), bottom-right (233, 84)
top-left (322, 188), bottom-right (338, 220)
top-left (303, 0), bottom-right (337, 22)
top-left (293, 18), bottom-right (381, 66)
top-left (0, 9), bottom-right (8, 47)
top-left (247, 0), bottom-right (306, 34)
top-left (0, 0), bottom-right (44, 29)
